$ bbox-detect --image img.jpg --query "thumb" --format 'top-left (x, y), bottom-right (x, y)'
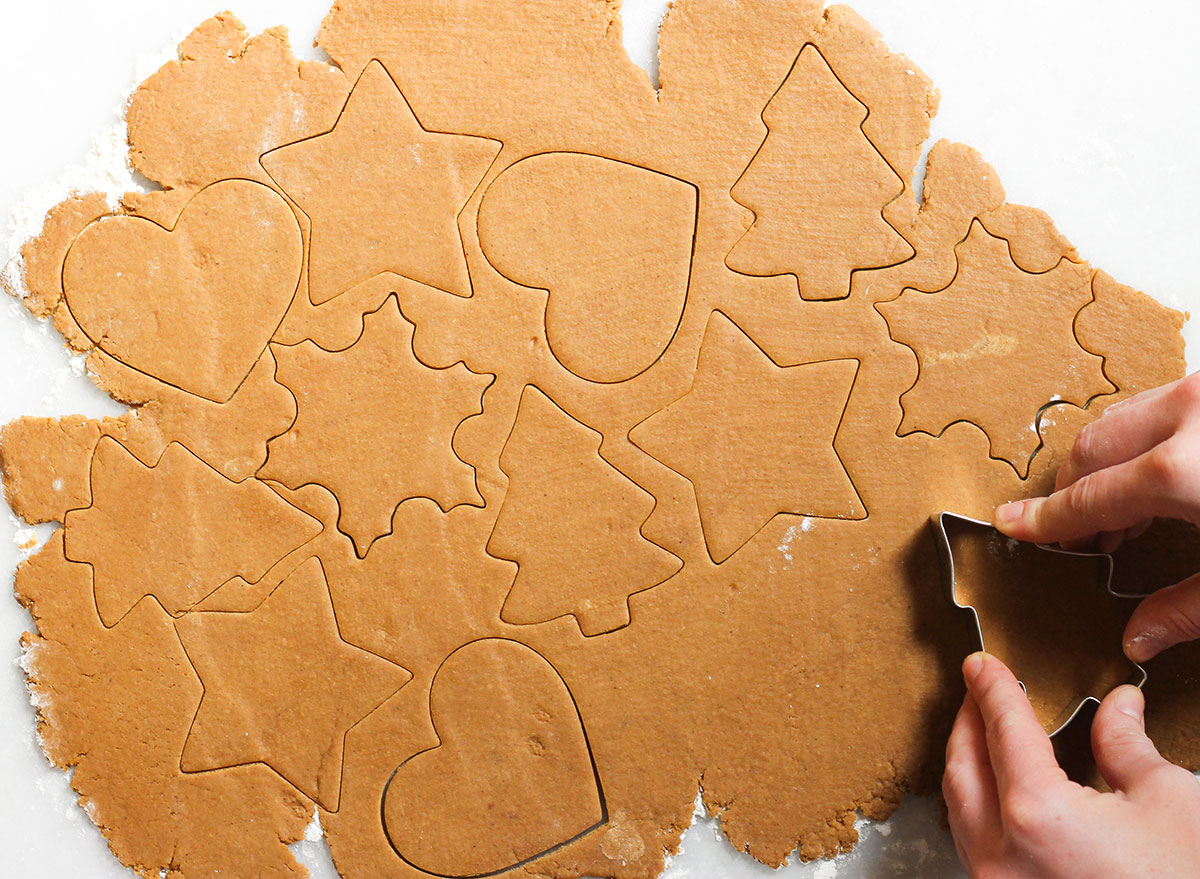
top-left (1123, 571), bottom-right (1200, 663)
top-left (1091, 685), bottom-right (1171, 793)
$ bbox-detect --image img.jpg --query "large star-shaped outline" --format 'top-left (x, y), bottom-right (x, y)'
top-left (175, 557), bottom-right (411, 810)
top-left (630, 312), bottom-right (865, 563)
top-left (261, 60), bottom-right (501, 303)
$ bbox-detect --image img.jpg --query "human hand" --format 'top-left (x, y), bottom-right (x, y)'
top-left (992, 373), bottom-right (1200, 663)
top-left (944, 652), bottom-right (1200, 879)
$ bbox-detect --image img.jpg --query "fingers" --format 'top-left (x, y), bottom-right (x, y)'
top-left (1089, 522), bottom-right (1153, 555)
top-left (994, 445), bottom-right (1188, 544)
top-left (944, 692), bottom-right (1000, 846)
top-left (962, 653), bottom-right (1064, 802)
top-left (1100, 377), bottom-right (1181, 417)
top-left (1127, 520), bottom-right (1153, 542)
top-left (1054, 389), bottom-right (1182, 492)
top-left (1094, 529), bottom-right (1128, 555)
top-left (1091, 685), bottom-right (1172, 793)
top-left (1124, 572), bottom-right (1200, 663)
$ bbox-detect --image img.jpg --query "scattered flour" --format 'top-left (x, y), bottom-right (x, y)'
top-left (777, 518), bottom-right (817, 563)
top-left (9, 514), bottom-right (55, 559)
top-left (813, 860), bottom-right (840, 879)
top-left (13, 527), bottom-right (37, 553)
top-left (288, 808), bottom-right (339, 878)
top-left (2, 30), bottom-right (186, 299)
top-left (3, 122), bottom-right (137, 303)
top-left (778, 526), bottom-right (798, 562)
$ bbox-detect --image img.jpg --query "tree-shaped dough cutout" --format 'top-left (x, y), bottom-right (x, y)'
top-left (726, 44), bottom-right (909, 301)
top-left (488, 386), bottom-right (683, 636)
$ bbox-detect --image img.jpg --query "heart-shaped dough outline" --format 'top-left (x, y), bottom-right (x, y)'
top-left (62, 178), bottom-right (303, 403)
top-left (381, 638), bottom-right (608, 878)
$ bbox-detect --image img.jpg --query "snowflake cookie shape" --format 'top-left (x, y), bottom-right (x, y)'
top-left (877, 220), bottom-right (1113, 475)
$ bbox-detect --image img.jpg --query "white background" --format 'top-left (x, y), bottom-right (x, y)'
top-left (1, 1), bottom-right (1198, 877)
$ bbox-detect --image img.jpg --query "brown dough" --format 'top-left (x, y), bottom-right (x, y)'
top-left (64, 438), bottom-right (321, 626)
top-left (630, 312), bottom-right (865, 563)
top-left (478, 153), bottom-right (697, 383)
top-left (262, 295), bottom-right (491, 555)
top-left (261, 61), bottom-right (501, 304)
top-left (175, 557), bottom-right (410, 808)
top-left (3, 3), bottom-right (1197, 878)
top-left (381, 639), bottom-right (605, 877)
top-left (62, 179), bottom-right (303, 403)
top-left (877, 219), bottom-right (1113, 473)
top-left (489, 386), bottom-right (682, 636)
top-left (727, 44), bottom-right (911, 300)
top-left (18, 534), bottom-right (313, 879)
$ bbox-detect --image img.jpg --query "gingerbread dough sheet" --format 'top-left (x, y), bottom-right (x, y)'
top-left (2, 2), bottom-right (1198, 878)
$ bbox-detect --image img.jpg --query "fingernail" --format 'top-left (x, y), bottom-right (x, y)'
top-left (995, 500), bottom-right (1027, 527)
top-left (1113, 685), bottom-right (1145, 720)
top-left (963, 652), bottom-right (986, 682)
top-left (1125, 627), bottom-right (1168, 664)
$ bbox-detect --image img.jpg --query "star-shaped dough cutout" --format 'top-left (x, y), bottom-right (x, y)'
top-left (175, 557), bottom-right (410, 809)
top-left (261, 60), bottom-right (501, 304)
top-left (876, 220), bottom-right (1113, 474)
top-left (630, 313), bottom-right (865, 563)
top-left (262, 294), bottom-right (492, 555)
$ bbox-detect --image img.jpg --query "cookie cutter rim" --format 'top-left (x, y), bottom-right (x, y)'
top-left (933, 511), bottom-right (1148, 738)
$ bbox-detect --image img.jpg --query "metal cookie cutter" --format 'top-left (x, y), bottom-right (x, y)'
top-left (933, 511), bottom-right (1148, 737)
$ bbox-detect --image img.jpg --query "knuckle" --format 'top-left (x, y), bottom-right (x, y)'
top-left (1095, 721), bottom-right (1144, 754)
top-left (1146, 442), bottom-right (1186, 492)
top-left (989, 712), bottom-right (1031, 753)
top-left (1002, 791), bottom-right (1049, 838)
top-left (1064, 476), bottom-right (1099, 522)
top-left (1160, 600), bottom-right (1200, 642)
top-left (1070, 422), bottom-right (1097, 467)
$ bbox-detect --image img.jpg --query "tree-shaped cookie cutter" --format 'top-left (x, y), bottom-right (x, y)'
top-left (933, 511), bottom-right (1148, 737)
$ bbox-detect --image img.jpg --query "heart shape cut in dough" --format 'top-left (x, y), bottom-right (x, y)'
top-left (63, 179), bottom-right (303, 402)
top-left (382, 639), bottom-right (606, 878)
top-left (478, 152), bottom-right (697, 384)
